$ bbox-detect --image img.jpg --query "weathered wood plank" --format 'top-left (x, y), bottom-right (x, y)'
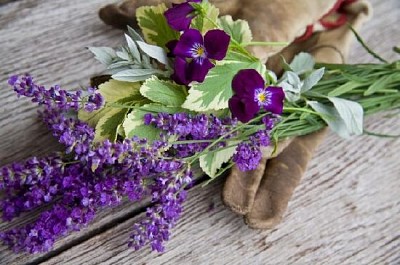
top-left (0, 0), bottom-right (399, 264)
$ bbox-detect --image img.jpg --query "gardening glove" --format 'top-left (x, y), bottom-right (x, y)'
top-left (244, 1), bottom-right (371, 229)
top-left (223, 0), bottom-right (371, 218)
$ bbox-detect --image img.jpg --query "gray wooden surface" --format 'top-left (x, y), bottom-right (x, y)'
top-left (0, 0), bottom-right (399, 264)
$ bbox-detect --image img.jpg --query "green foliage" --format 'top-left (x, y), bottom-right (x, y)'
top-left (79, 79), bottom-right (144, 142)
top-left (123, 104), bottom-right (187, 142)
top-left (182, 52), bottom-right (265, 111)
top-left (94, 108), bottom-right (129, 142)
top-left (140, 76), bottom-right (187, 107)
top-left (136, 4), bottom-right (180, 47)
top-left (88, 28), bottom-right (170, 83)
top-left (218, 15), bottom-right (252, 45)
top-left (191, 2), bottom-right (220, 34)
top-left (199, 144), bottom-right (238, 178)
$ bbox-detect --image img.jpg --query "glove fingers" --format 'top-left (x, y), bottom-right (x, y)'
top-left (245, 129), bottom-right (327, 229)
top-left (222, 139), bottom-right (293, 215)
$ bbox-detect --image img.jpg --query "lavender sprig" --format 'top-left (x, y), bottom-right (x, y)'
top-left (9, 74), bottom-right (104, 112)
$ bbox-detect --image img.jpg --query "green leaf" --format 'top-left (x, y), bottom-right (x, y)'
top-left (182, 52), bottom-right (265, 111)
top-left (218, 15), bottom-right (252, 45)
top-left (78, 80), bottom-right (144, 142)
top-left (136, 4), bottom-right (180, 47)
top-left (94, 108), bottom-right (129, 142)
top-left (364, 73), bottom-right (400, 96)
top-left (289, 52), bottom-right (315, 75)
top-left (88, 47), bottom-right (116, 66)
top-left (199, 143), bottom-right (238, 178)
top-left (124, 34), bottom-right (141, 62)
top-left (112, 69), bottom-right (166, 82)
top-left (136, 41), bottom-right (169, 66)
top-left (127, 26), bottom-right (144, 42)
top-left (123, 108), bottom-right (161, 142)
top-left (123, 104), bottom-right (187, 142)
top-left (328, 97), bottom-right (364, 136)
top-left (328, 81), bottom-right (365, 97)
top-left (308, 101), bottom-right (351, 138)
top-left (140, 76), bottom-right (187, 107)
top-left (191, 2), bottom-right (220, 33)
top-left (301, 68), bottom-right (325, 92)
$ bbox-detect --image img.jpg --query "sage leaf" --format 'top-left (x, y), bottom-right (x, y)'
top-left (328, 97), bottom-right (364, 136)
top-left (88, 47), bottom-right (116, 66)
top-left (112, 69), bottom-right (165, 82)
top-left (136, 41), bottom-right (169, 66)
top-left (308, 101), bottom-right (351, 138)
top-left (301, 68), bottom-right (325, 92)
top-left (289, 52), bottom-right (315, 75)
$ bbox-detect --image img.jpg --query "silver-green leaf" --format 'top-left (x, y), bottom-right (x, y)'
top-left (328, 97), bottom-right (364, 136)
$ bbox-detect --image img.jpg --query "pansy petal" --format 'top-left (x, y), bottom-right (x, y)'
top-left (229, 95), bottom-right (260, 123)
top-left (174, 29), bottom-right (204, 58)
top-left (204, 29), bottom-right (230, 60)
top-left (164, 3), bottom-right (195, 31)
top-left (263, 86), bottom-right (285, 114)
top-left (171, 57), bottom-right (190, 85)
top-left (232, 69), bottom-right (265, 97)
top-left (166, 40), bottom-right (178, 57)
top-left (187, 59), bottom-right (214, 83)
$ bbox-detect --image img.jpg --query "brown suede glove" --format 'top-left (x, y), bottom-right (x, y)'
top-left (97, 0), bottom-right (371, 229)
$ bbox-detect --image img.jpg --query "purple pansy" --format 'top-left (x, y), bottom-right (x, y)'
top-left (229, 69), bottom-right (285, 123)
top-left (172, 29), bottom-right (230, 85)
top-left (164, 0), bottom-right (201, 31)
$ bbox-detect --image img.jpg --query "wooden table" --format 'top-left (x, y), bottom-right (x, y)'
top-left (0, 0), bottom-right (399, 264)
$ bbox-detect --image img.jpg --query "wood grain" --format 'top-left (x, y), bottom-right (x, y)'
top-left (0, 0), bottom-right (399, 264)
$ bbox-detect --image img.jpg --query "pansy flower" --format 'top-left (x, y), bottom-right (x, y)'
top-left (229, 69), bottom-right (285, 123)
top-left (172, 29), bottom-right (230, 85)
top-left (164, 0), bottom-right (202, 31)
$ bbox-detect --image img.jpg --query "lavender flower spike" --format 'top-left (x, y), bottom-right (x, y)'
top-left (229, 69), bottom-right (285, 123)
top-left (172, 29), bottom-right (230, 85)
top-left (9, 74), bottom-right (104, 112)
top-left (164, 0), bottom-right (201, 31)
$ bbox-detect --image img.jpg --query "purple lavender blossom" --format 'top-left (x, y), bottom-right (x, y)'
top-left (144, 112), bottom-right (237, 158)
top-left (228, 69), bottom-right (285, 123)
top-left (39, 108), bottom-right (95, 156)
top-left (164, 0), bottom-right (201, 31)
top-left (9, 74), bottom-right (104, 112)
top-left (233, 143), bottom-right (262, 171)
top-left (171, 29), bottom-right (230, 85)
top-left (233, 127), bottom-right (273, 171)
top-left (0, 155), bottom-right (64, 221)
top-left (129, 169), bottom-right (192, 252)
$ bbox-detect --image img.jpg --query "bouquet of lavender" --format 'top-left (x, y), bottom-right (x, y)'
top-left (1, 0), bottom-right (399, 254)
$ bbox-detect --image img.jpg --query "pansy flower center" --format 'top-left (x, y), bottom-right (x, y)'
top-left (254, 88), bottom-right (272, 107)
top-left (190, 43), bottom-right (207, 62)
